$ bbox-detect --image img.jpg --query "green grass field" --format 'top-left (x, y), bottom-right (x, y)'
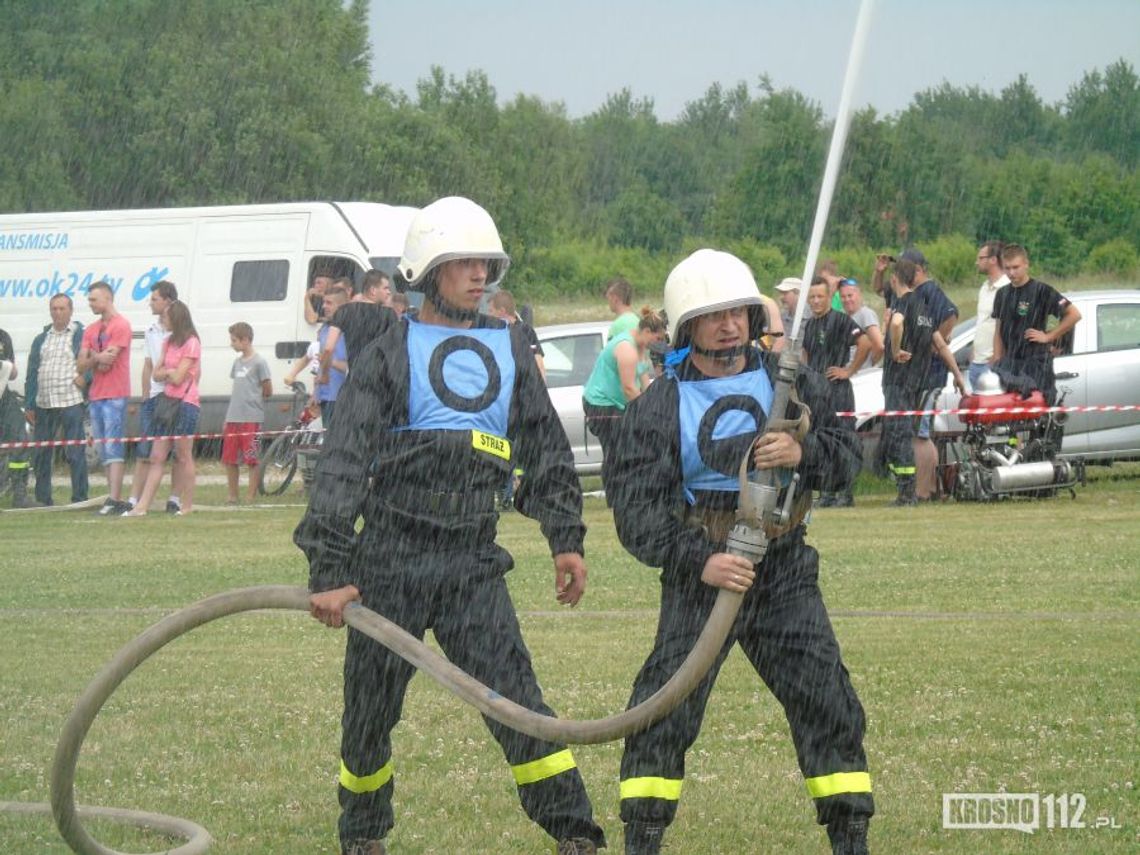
top-left (1, 468), bottom-right (1137, 854)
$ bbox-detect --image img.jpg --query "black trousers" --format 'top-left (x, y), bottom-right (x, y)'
top-left (823, 379), bottom-right (858, 494)
top-left (585, 399), bottom-right (624, 504)
top-left (0, 391), bottom-right (28, 470)
top-left (620, 531), bottom-right (873, 828)
top-left (583, 399), bottom-right (623, 459)
top-left (33, 404), bottom-right (89, 504)
top-left (881, 383), bottom-right (917, 481)
top-left (337, 543), bottom-right (604, 848)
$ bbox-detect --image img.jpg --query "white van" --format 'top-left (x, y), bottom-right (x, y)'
top-left (0, 201), bottom-right (417, 432)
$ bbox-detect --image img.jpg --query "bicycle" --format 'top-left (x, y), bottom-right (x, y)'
top-left (257, 381), bottom-right (324, 496)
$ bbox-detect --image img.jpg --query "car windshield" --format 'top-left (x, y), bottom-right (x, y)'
top-left (948, 316), bottom-right (978, 363)
top-left (541, 332), bottom-right (603, 389)
top-left (951, 317), bottom-right (977, 339)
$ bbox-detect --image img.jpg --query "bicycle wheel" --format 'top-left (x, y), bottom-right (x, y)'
top-left (258, 433), bottom-right (298, 496)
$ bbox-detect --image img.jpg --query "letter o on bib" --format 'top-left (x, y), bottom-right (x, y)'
top-left (428, 335), bottom-right (501, 413)
top-left (697, 394), bottom-right (765, 476)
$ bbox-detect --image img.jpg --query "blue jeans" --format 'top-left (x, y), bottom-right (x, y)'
top-left (172, 401), bottom-right (200, 438)
top-left (33, 404), bottom-right (89, 504)
top-left (136, 395), bottom-right (158, 458)
top-left (967, 362), bottom-right (991, 391)
top-left (88, 397), bottom-right (127, 464)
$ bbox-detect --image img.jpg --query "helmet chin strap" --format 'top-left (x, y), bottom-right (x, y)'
top-left (689, 342), bottom-right (748, 361)
top-left (425, 280), bottom-right (480, 323)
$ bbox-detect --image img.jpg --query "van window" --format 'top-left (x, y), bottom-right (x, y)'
top-left (231, 260), bottom-right (289, 302)
top-left (310, 256), bottom-right (363, 288)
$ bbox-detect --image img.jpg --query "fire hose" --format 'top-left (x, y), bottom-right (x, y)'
top-left (4, 583), bottom-right (746, 855)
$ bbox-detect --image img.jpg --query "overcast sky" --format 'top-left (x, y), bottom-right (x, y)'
top-left (369, 0), bottom-right (1140, 121)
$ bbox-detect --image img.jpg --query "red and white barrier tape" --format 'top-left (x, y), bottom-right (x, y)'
top-left (836, 403), bottom-right (1140, 419)
top-left (0, 425), bottom-right (319, 451)
top-left (2, 403), bottom-right (1137, 451)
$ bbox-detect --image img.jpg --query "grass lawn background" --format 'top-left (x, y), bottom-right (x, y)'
top-left (1, 465), bottom-right (1136, 853)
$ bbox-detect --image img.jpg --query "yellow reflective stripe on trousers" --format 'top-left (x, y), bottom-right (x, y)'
top-left (888, 464), bottom-right (916, 475)
top-left (340, 759), bottom-right (394, 794)
top-left (510, 749), bottom-right (577, 786)
top-left (805, 771), bottom-right (872, 799)
top-left (620, 777), bottom-right (684, 801)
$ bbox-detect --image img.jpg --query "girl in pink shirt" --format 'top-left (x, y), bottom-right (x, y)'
top-left (126, 301), bottom-right (201, 515)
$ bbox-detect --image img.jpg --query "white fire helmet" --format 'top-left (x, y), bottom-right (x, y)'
top-left (398, 196), bottom-right (510, 289)
top-left (663, 248), bottom-right (767, 347)
top-left (972, 370), bottom-right (1005, 396)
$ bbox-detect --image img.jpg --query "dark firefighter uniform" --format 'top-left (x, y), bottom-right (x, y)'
top-left (605, 347), bottom-right (874, 835)
top-left (294, 314), bottom-right (606, 849)
top-left (0, 328), bottom-right (30, 495)
top-left (801, 308), bottom-right (864, 499)
top-left (881, 289), bottom-right (934, 488)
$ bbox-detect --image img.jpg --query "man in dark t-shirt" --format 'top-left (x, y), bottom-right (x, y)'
top-left (992, 244), bottom-right (1081, 405)
top-left (802, 279), bottom-right (869, 506)
top-left (895, 250), bottom-right (958, 501)
top-left (328, 301), bottom-right (397, 364)
top-left (881, 260), bottom-right (966, 506)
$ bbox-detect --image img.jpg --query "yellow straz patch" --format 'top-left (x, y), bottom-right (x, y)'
top-left (472, 430), bottom-right (511, 461)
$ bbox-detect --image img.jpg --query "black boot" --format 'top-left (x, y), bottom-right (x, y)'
top-left (888, 476), bottom-right (916, 507)
top-left (10, 470), bottom-right (37, 508)
top-left (556, 838), bottom-right (598, 855)
top-left (827, 816), bottom-right (869, 855)
top-left (341, 839), bottom-right (385, 855)
top-left (624, 822), bottom-right (665, 855)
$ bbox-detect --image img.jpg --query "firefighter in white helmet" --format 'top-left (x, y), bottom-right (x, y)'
top-left (605, 249), bottom-right (874, 854)
top-left (296, 197), bottom-right (606, 855)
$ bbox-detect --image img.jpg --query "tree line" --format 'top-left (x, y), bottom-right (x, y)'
top-left (2, 0), bottom-right (1137, 297)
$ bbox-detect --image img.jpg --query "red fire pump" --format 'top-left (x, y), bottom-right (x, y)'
top-left (949, 374), bottom-right (1084, 501)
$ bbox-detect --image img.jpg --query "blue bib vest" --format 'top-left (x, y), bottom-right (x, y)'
top-left (399, 322), bottom-right (515, 450)
top-left (677, 367), bottom-right (774, 501)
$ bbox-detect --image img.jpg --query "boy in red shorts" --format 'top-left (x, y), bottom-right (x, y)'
top-left (222, 322), bottom-right (272, 503)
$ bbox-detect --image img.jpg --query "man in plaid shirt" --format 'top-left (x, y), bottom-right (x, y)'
top-left (25, 293), bottom-right (89, 506)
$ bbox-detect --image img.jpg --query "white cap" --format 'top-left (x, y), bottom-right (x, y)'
top-left (775, 277), bottom-right (802, 292)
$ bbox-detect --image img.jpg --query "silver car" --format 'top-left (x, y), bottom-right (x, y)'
top-left (850, 288), bottom-right (1140, 462)
top-left (536, 321), bottom-right (612, 474)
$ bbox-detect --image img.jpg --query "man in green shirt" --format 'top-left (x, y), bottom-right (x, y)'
top-left (605, 276), bottom-right (639, 338)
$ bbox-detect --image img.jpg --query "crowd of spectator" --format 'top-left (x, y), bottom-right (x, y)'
top-left (2, 278), bottom-right (264, 513)
top-left (577, 240), bottom-right (1078, 509)
top-left (0, 241), bottom-right (1079, 513)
